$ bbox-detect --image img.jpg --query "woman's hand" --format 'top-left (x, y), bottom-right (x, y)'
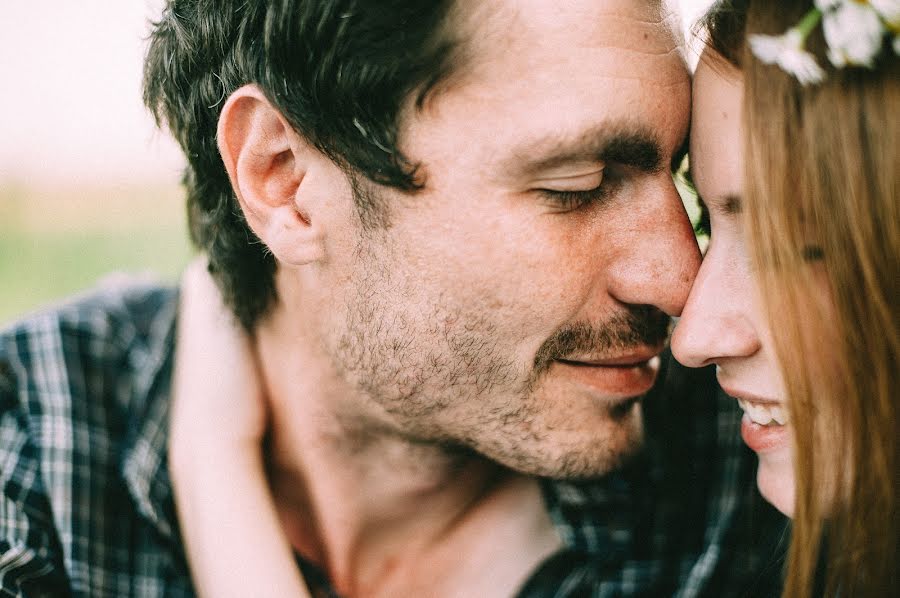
top-left (170, 258), bottom-right (268, 458)
top-left (169, 258), bottom-right (310, 598)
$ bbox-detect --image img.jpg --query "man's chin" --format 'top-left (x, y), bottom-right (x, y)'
top-left (485, 402), bottom-right (646, 480)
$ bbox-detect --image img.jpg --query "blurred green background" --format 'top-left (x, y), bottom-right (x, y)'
top-left (0, 183), bottom-right (193, 325)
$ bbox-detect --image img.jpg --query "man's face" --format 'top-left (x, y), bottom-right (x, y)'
top-left (312, 0), bottom-right (697, 478)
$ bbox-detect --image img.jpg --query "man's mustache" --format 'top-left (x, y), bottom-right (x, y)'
top-left (532, 306), bottom-right (671, 376)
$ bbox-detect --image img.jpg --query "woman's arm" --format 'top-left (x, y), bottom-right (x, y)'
top-left (169, 259), bottom-right (310, 598)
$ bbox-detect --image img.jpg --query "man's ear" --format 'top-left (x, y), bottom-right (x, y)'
top-left (217, 84), bottom-right (325, 266)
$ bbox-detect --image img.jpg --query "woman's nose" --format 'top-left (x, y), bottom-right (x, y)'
top-left (671, 244), bottom-right (761, 368)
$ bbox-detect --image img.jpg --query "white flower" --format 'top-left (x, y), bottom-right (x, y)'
top-left (750, 29), bottom-right (826, 85)
top-left (814, 0), bottom-right (842, 10)
top-left (822, 1), bottom-right (885, 67)
top-left (869, 0), bottom-right (900, 28)
top-left (894, 34), bottom-right (900, 56)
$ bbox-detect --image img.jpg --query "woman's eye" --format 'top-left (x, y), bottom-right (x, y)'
top-left (801, 244), bottom-right (824, 262)
top-left (676, 165), bottom-right (709, 239)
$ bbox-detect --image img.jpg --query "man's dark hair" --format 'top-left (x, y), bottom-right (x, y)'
top-left (144, 0), bottom-right (461, 329)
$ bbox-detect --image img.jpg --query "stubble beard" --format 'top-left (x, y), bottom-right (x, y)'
top-left (327, 204), bottom-right (669, 479)
top-left (331, 232), bottom-right (520, 427)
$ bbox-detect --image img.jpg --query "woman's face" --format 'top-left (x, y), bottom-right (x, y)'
top-left (671, 50), bottom-right (795, 516)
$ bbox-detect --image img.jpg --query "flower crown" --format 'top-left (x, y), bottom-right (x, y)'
top-left (748, 0), bottom-right (899, 86)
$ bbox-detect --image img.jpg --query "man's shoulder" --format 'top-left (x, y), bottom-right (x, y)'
top-left (0, 275), bottom-right (193, 596)
top-left (0, 273), bottom-right (179, 476)
top-left (0, 274), bottom-right (178, 405)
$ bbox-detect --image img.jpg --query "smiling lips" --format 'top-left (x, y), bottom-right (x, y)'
top-left (722, 384), bottom-right (789, 425)
top-left (721, 386), bottom-right (792, 454)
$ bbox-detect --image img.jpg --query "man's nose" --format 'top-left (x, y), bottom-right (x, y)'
top-left (605, 177), bottom-right (701, 318)
top-left (670, 243), bottom-right (761, 368)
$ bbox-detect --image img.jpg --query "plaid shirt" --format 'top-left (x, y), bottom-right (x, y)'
top-left (0, 277), bottom-right (788, 597)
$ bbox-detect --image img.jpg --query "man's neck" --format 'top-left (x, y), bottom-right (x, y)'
top-left (254, 312), bottom-right (559, 597)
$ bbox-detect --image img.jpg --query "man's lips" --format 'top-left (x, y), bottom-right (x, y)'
top-left (558, 354), bottom-right (658, 368)
top-left (558, 345), bottom-right (664, 367)
top-left (553, 351), bottom-right (661, 400)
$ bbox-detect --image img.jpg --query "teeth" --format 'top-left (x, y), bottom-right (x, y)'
top-left (771, 406), bottom-right (789, 425)
top-left (736, 398), bottom-right (789, 426)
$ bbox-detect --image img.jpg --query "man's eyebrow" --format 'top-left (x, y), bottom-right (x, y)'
top-left (502, 124), bottom-right (664, 177)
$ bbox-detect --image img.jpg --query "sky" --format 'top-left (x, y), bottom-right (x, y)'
top-left (0, 0), bottom-right (714, 188)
